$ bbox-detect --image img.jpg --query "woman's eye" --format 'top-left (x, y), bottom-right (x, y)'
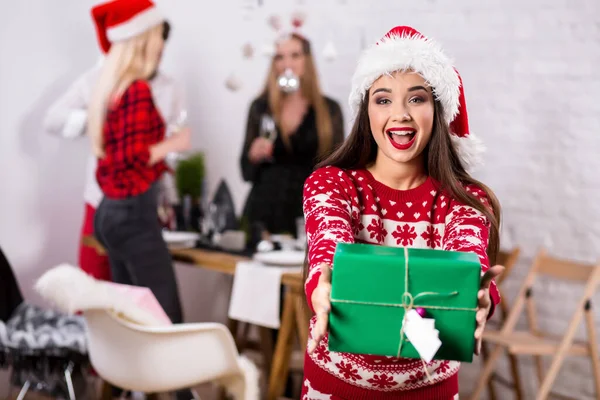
top-left (376, 98), bottom-right (391, 105)
top-left (409, 96), bottom-right (425, 104)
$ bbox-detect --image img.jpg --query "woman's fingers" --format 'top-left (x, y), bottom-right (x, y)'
top-left (476, 307), bottom-right (488, 324)
top-left (477, 289), bottom-right (491, 311)
top-left (309, 301), bottom-right (330, 353)
top-left (309, 309), bottom-right (329, 353)
top-left (308, 264), bottom-right (333, 354)
top-left (480, 265), bottom-right (505, 290)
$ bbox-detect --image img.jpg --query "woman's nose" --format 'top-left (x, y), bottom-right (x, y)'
top-left (391, 103), bottom-right (411, 122)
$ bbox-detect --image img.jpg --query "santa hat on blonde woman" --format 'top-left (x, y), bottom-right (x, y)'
top-left (349, 26), bottom-right (484, 171)
top-left (91, 0), bottom-right (164, 53)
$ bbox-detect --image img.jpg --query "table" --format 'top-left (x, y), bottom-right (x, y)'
top-left (81, 235), bottom-right (311, 400)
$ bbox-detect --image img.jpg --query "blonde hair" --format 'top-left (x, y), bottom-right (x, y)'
top-left (264, 34), bottom-right (333, 156)
top-left (88, 24), bottom-right (163, 158)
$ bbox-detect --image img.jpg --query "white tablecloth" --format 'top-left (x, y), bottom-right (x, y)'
top-left (228, 261), bottom-right (302, 329)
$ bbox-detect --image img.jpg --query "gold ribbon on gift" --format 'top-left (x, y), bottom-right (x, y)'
top-left (330, 247), bottom-right (478, 382)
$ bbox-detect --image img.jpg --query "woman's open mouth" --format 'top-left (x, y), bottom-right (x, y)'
top-left (387, 127), bottom-right (416, 150)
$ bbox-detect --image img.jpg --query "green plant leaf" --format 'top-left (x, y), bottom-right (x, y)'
top-left (175, 152), bottom-right (205, 200)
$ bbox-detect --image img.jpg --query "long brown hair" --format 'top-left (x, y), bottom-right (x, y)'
top-left (263, 34), bottom-right (334, 156)
top-left (317, 92), bottom-right (501, 265)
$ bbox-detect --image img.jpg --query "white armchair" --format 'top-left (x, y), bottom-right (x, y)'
top-left (85, 309), bottom-right (257, 398)
top-left (36, 264), bottom-right (259, 400)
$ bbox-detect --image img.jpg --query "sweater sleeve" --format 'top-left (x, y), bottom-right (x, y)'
top-left (43, 67), bottom-right (98, 139)
top-left (441, 186), bottom-right (500, 318)
top-left (303, 167), bottom-right (355, 313)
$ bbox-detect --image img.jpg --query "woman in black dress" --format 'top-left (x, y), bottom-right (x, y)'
top-left (240, 33), bottom-right (344, 236)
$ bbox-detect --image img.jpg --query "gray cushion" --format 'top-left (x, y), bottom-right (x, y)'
top-left (0, 303), bottom-right (87, 355)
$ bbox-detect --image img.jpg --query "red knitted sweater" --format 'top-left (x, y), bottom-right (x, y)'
top-left (302, 166), bottom-right (500, 399)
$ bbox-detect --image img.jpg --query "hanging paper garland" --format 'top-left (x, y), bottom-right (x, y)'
top-left (291, 11), bottom-right (307, 29)
top-left (323, 39), bottom-right (337, 62)
top-left (225, 72), bottom-right (243, 92)
top-left (268, 14), bottom-right (282, 31)
top-left (261, 14), bottom-right (282, 57)
top-left (230, 6), bottom-right (341, 90)
top-left (242, 42), bottom-right (255, 59)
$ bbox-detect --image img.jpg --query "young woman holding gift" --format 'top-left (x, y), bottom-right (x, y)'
top-left (302, 26), bottom-right (505, 399)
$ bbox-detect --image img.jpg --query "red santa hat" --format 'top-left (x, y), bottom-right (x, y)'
top-left (91, 0), bottom-right (164, 54)
top-left (349, 26), bottom-right (484, 171)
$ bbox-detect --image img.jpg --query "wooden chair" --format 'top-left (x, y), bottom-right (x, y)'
top-left (480, 247), bottom-right (524, 400)
top-left (470, 250), bottom-right (600, 400)
top-left (495, 248), bottom-right (522, 317)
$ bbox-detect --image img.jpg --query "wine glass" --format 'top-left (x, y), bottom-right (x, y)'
top-left (259, 114), bottom-right (277, 142)
top-left (169, 110), bottom-right (189, 162)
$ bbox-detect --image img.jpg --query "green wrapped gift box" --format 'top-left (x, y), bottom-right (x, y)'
top-left (328, 243), bottom-right (480, 363)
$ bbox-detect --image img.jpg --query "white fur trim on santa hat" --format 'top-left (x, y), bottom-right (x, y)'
top-left (107, 6), bottom-right (163, 43)
top-left (349, 32), bottom-right (460, 125)
top-left (451, 133), bottom-right (485, 172)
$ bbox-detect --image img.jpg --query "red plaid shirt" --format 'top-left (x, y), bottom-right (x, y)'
top-left (96, 80), bottom-right (168, 199)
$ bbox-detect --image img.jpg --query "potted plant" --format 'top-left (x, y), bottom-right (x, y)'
top-left (174, 152), bottom-right (205, 231)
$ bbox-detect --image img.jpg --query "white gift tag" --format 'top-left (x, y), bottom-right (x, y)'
top-left (421, 318), bottom-right (435, 331)
top-left (404, 310), bottom-right (442, 363)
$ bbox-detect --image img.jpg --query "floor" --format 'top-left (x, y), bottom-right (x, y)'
top-left (0, 348), bottom-right (304, 400)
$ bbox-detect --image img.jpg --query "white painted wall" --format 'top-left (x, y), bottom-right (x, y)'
top-left (1, 0), bottom-right (598, 398)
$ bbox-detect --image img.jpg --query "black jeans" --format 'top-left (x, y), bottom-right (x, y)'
top-left (94, 183), bottom-right (193, 400)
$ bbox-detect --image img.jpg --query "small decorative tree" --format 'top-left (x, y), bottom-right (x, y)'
top-left (175, 152), bottom-right (205, 202)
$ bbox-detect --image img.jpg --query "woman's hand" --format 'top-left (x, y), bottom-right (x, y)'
top-left (307, 263), bottom-right (332, 354)
top-left (172, 126), bottom-right (191, 152)
top-left (248, 137), bottom-right (274, 164)
top-left (149, 127), bottom-right (191, 165)
top-left (474, 264), bottom-right (504, 355)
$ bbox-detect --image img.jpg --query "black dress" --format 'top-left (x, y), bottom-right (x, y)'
top-left (240, 95), bottom-right (344, 235)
